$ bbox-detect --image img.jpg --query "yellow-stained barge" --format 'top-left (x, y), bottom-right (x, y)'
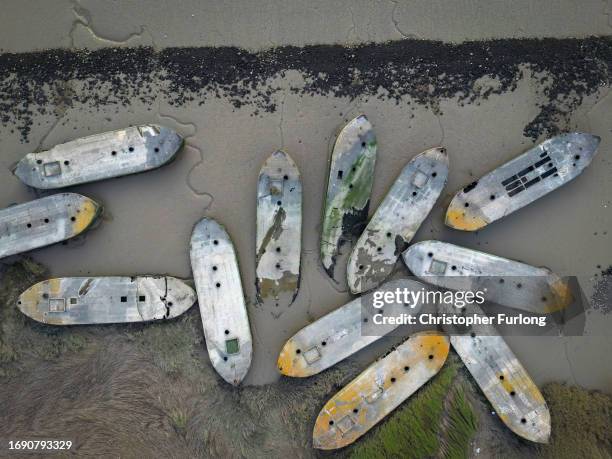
top-left (277, 279), bottom-right (430, 377)
top-left (18, 276), bottom-right (195, 325)
top-left (0, 193), bottom-right (101, 259)
top-left (313, 332), bottom-right (450, 449)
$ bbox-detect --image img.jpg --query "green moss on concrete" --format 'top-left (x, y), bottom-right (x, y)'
top-left (349, 357), bottom-right (478, 459)
top-left (321, 148), bottom-right (376, 244)
top-left (341, 146), bottom-right (376, 210)
top-left (538, 383), bottom-right (611, 459)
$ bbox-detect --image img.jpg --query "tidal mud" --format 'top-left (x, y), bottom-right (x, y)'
top-left (0, 37), bottom-right (610, 142)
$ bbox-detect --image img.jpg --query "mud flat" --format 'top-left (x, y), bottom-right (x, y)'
top-left (0, 36), bottom-right (610, 388)
top-left (0, 2), bottom-right (610, 455)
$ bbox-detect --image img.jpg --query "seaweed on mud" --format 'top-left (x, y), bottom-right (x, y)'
top-left (0, 37), bottom-right (610, 142)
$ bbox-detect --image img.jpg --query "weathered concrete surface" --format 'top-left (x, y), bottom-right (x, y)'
top-left (18, 275), bottom-right (196, 325)
top-left (12, 124), bottom-right (183, 189)
top-left (313, 332), bottom-right (450, 449)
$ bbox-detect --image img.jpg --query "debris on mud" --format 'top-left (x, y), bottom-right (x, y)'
top-left (0, 37), bottom-right (610, 142)
top-left (591, 266), bottom-right (612, 315)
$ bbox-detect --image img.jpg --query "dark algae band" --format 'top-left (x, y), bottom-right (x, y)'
top-left (0, 36), bottom-right (610, 141)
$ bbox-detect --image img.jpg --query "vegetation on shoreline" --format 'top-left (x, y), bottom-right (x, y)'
top-left (2, 259), bottom-right (610, 458)
top-left (539, 383), bottom-right (611, 459)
